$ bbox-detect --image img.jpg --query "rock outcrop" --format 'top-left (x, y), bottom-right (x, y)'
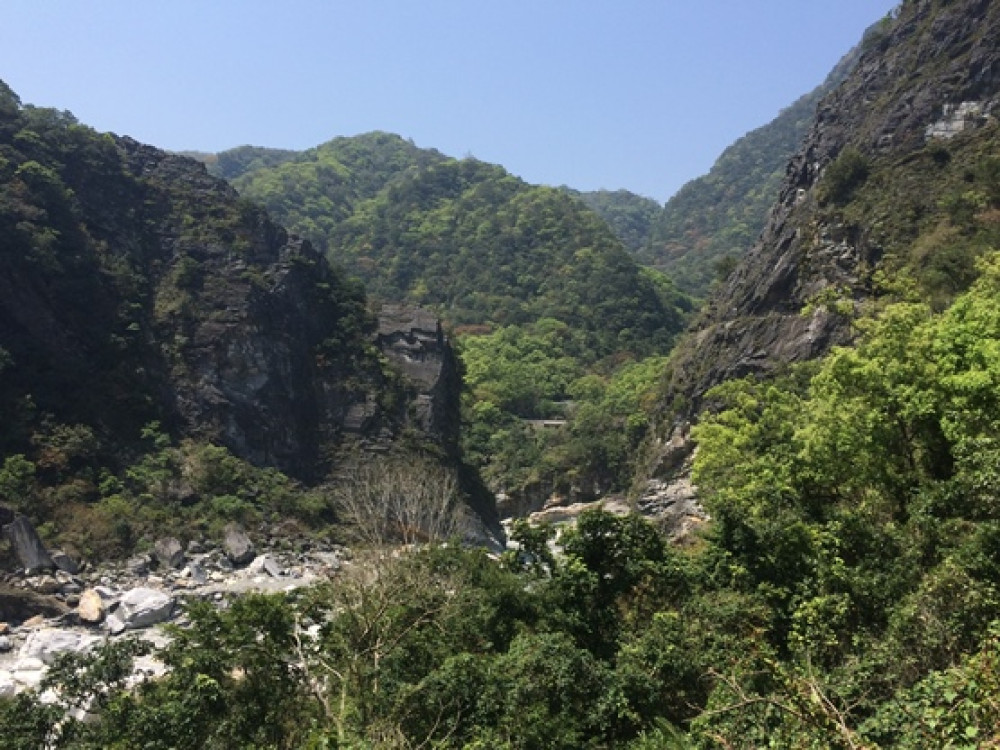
top-left (376, 304), bottom-right (461, 455)
top-left (3, 515), bottom-right (55, 575)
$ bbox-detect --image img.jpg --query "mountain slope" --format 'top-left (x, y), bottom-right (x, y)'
top-left (331, 159), bottom-right (690, 356)
top-left (642, 0), bottom-right (1000, 480)
top-left (230, 136), bottom-right (691, 359)
top-left (222, 132), bottom-right (445, 252)
top-left (641, 33), bottom-right (868, 297)
top-left (562, 187), bottom-right (662, 257)
top-left (0, 83), bottom-right (449, 482)
top-left (221, 133), bottom-right (694, 506)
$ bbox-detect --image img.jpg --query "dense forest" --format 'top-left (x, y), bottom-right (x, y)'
top-left (11, 187), bottom-right (1000, 749)
top-left (562, 187), bottom-right (663, 257)
top-left (11, 259), bottom-right (1000, 744)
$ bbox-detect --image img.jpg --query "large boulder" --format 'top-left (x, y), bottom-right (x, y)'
top-left (20, 628), bottom-right (100, 665)
top-left (77, 589), bottom-right (105, 625)
top-left (116, 588), bottom-right (175, 629)
top-left (50, 550), bottom-right (80, 575)
top-left (153, 537), bottom-right (185, 569)
top-left (222, 523), bottom-right (255, 567)
top-left (3, 515), bottom-right (55, 575)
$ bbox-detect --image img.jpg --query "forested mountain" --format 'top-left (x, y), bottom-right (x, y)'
top-left (7, 1), bottom-right (1000, 747)
top-left (223, 132), bottom-right (445, 241)
top-left (645, 0), bottom-right (1000, 460)
top-left (0, 80), bottom-right (481, 556)
top-left (640, 36), bottom-right (866, 298)
top-left (221, 135), bottom-right (694, 505)
top-left (200, 144), bottom-right (299, 181)
top-left (229, 136), bottom-right (689, 355)
top-left (561, 187), bottom-right (662, 256)
top-left (566, 28), bottom-right (869, 301)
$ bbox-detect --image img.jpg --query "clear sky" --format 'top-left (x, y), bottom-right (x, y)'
top-left (1, 1), bottom-right (898, 203)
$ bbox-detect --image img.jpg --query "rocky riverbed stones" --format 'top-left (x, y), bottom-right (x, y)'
top-left (0, 528), bottom-right (349, 697)
top-left (117, 588), bottom-right (175, 629)
top-left (153, 537), bottom-right (185, 569)
top-left (223, 523), bottom-right (256, 566)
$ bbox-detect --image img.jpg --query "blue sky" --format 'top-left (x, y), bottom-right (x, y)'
top-left (1, 1), bottom-right (898, 202)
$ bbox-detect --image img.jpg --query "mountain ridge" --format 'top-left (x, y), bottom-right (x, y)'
top-left (639, 0), bottom-right (1000, 485)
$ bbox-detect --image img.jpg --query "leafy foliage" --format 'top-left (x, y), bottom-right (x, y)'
top-left (686, 253), bottom-right (1000, 745)
top-left (459, 319), bottom-right (671, 498)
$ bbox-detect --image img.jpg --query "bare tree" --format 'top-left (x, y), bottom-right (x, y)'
top-left (333, 454), bottom-right (468, 547)
top-left (293, 552), bottom-right (467, 747)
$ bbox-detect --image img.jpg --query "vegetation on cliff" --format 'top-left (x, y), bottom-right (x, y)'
top-left (644, 0), bottom-right (1000, 446)
top-left (643, 36), bottom-right (863, 299)
top-left (568, 28), bottom-right (867, 301)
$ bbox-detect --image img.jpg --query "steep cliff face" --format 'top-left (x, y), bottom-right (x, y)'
top-left (0, 83), bottom-right (460, 482)
top-left (643, 0), bottom-right (1000, 479)
top-left (376, 305), bottom-right (461, 455)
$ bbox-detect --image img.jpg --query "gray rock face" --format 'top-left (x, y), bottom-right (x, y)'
top-left (222, 523), bottom-right (256, 567)
top-left (153, 537), bottom-right (185, 569)
top-left (116, 588), bottom-right (175, 629)
top-left (3, 515), bottom-right (55, 575)
top-left (262, 556), bottom-right (283, 578)
top-left (0, 128), bottom-right (462, 496)
top-left (376, 305), bottom-right (461, 454)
